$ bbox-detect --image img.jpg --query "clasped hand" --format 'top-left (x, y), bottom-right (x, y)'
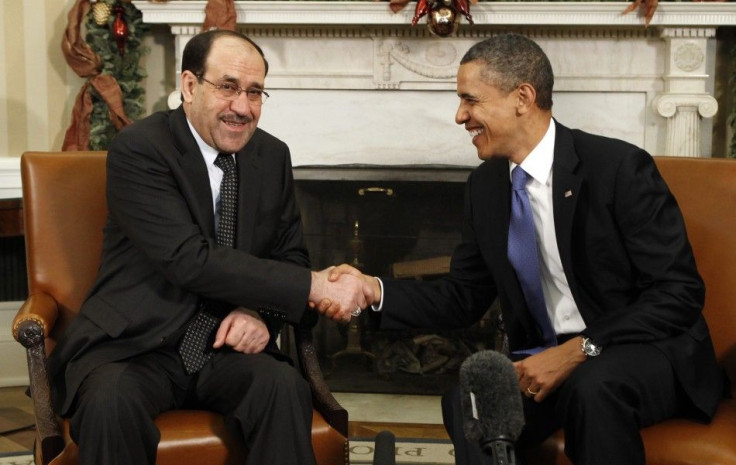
top-left (214, 307), bottom-right (269, 354)
top-left (308, 264), bottom-right (381, 324)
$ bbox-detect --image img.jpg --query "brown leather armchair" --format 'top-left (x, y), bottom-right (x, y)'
top-left (524, 156), bottom-right (736, 465)
top-left (12, 151), bottom-right (348, 465)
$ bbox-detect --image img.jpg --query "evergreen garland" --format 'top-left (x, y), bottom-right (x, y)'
top-left (86, 1), bottom-right (149, 150)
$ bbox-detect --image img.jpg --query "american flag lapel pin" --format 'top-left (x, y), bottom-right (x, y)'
top-left (564, 190), bottom-right (573, 198)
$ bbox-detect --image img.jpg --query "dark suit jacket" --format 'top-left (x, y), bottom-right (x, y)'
top-left (379, 120), bottom-right (723, 420)
top-left (49, 107), bottom-right (313, 416)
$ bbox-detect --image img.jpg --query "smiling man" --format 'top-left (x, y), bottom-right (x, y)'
top-left (324, 33), bottom-right (724, 465)
top-left (48, 29), bottom-right (370, 465)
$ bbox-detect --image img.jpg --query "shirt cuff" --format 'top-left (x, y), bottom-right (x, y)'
top-left (371, 277), bottom-right (384, 312)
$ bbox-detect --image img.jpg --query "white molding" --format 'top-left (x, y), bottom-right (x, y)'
top-left (0, 157), bottom-right (21, 199)
top-left (133, 1), bottom-right (736, 27)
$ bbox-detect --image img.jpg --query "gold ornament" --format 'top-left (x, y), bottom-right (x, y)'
top-left (428, 6), bottom-right (458, 37)
top-left (92, 1), bottom-right (112, 26)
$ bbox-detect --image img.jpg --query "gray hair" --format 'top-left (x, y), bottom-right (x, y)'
top-left (461, 34), bottom-right (554, 110)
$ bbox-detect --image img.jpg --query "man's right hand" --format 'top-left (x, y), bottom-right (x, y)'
top-left (308, 267), bottom-right (375, 324)
top-left (309, 264), bottom-right (382, 319)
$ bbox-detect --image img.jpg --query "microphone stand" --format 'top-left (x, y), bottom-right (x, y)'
top-left (480, 436), bottom-right (517, 465)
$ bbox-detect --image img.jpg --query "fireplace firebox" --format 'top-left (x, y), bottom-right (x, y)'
top-left (294, 169), bottom-right (502, 395)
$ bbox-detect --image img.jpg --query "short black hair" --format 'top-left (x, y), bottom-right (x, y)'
top-left (461, 33), bottom-right (554, 110)
top-left (181, 29), bottom-right (269, 78)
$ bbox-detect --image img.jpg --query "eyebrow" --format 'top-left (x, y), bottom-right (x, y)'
top-left (219, 75), bottom-right (264, 90)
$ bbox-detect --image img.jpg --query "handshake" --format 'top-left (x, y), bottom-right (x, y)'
top-left (308, 264), bottom-right (382, 323)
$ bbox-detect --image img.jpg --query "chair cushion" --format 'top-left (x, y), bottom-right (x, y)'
top-left (641, 398), bottom-right (736, 465)
top-left (523, 398), bottom-right (736, 465)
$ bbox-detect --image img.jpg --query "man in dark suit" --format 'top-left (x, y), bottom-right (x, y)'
top-left (324, 33), bottom-right (724, 464)
top-left (48, 29), bottom-right (369, 465)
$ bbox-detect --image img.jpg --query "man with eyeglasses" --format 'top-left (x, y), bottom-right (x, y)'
top-left (48, 29), bottom-right (369, 465)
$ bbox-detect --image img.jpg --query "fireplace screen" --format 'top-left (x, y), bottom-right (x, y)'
top-left (294, 176), bottom-right (502, 395)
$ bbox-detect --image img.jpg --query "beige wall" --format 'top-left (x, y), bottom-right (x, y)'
top-left (1, 0), bottom-right (80, 158)
top-left (0, 0), bottom-right (171, 159)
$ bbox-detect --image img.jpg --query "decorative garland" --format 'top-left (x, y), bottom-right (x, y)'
top-left (87, 0), bottom-right (148, 150)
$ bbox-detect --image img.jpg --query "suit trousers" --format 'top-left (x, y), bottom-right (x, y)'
top-left (442, 343), bottom-right (684, 465)
top-left (68, 339), bottom-right (316, 465)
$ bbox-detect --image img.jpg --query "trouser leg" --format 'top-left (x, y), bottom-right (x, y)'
top-left (555, 343), bottom-right (682, 465)
top-left (196, 351), bottom-right (316, 465)
top-left (69, 349), bottom-right (186, 465)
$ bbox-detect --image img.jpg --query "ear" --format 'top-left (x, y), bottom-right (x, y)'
top-left (516, 83), bottom-right (537, 114)
top-left (180, 70), bottom-right (199, 103)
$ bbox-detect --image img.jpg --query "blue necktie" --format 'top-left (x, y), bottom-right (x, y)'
top-left (507, 167), bottom-right (556, 349)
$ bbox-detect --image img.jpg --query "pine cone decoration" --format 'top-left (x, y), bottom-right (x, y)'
top-left (92, 1), bottom-right (112, 26)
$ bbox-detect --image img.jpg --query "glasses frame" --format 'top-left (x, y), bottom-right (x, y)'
top-left (196, 75), bottom-right (269, 104)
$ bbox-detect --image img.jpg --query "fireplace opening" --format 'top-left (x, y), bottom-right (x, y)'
top-left (294, 172), bottom-right (503, 395)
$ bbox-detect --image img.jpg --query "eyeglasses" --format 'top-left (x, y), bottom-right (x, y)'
top-left (197, 76), bottom-right (269, 104)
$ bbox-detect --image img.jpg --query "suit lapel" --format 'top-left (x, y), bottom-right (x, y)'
top-left (551, 122), bottom-right (582, 292)
top-left (486, 158), bottom-right (511, 254)
top-left (235, 133), bottom-right (262, 252)
top-left (170, 108), bottom-right (216, 239)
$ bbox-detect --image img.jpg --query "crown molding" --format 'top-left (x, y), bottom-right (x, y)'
top-left (133, 1), bottom-right (736, 28)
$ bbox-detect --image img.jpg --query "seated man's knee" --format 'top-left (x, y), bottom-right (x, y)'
top-left (558, 359), bottom-right (631, 415)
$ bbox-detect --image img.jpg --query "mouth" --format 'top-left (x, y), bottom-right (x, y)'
top-left (467, 127), bottom-right (484, 142)
top-left (220, 116), bottom-right (251, 130)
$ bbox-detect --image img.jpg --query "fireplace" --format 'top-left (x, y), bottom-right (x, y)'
top-left (293, 166), bottom-right (503, 395)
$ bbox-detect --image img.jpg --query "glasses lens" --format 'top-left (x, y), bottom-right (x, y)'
top-left (245, 89), bottom-right (269, 105)
top-left (217, 83), bottom-right (238, 100)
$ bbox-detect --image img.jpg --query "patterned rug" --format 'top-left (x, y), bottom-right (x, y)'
top-left (0, 440), bottom-right (454, 465)
top-left (350, 437), bottom-right (454, 465)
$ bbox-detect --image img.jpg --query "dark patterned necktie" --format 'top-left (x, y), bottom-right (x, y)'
top-left (179, 153), bottom-right (238, 374)
top-left (507, 166), bottom-right (556, 349)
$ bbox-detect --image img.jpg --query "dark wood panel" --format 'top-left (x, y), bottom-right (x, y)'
top-left (0, 198), bottom-right (23, 238)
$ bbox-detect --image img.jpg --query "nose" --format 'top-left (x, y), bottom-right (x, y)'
top-left (455, 103), bottom-right (468, 125)
top-left (230, 91), bottom-right (253, 114)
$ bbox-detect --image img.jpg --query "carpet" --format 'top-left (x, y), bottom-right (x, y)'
top-left (0, 454), bottom-right (33, 465)
top-left (350, 437), bottom-right (454, 464)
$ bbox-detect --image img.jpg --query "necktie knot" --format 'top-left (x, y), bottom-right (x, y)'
top-left (511, 166), bottom-right (530, 191)
top-left (215, 153), bottom-right (235, 173)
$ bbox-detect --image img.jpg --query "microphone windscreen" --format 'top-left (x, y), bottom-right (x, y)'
top-left (459, 350), bottom-right (524, 443)
top-left (373, 430), bottom-right (396, 465)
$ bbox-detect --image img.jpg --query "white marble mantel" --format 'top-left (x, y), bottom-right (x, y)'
top-left (2, 2), bottom-right (735, 198)
top-left (131, 1), bottom-right (736, 170)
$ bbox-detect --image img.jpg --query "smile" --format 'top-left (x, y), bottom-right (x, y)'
top-left (468, 128), bottom-right (484, 137)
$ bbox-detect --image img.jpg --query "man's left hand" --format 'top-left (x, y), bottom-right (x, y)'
top-left (214, 307), bottom-right (270, 354)
top-left (513, 336), bottom-right (587, 402)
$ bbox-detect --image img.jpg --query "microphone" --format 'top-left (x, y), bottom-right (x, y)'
top-left (459, 350), bottom-right (524, 465)
top-left (372, 430), bottom-right (396, 465)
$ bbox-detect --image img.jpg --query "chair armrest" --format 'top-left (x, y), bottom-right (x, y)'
top-left (13, 293), bottom-right (59, 345)
top-left (294, 326), bottom-right (348, 437)
top-left (12, 293), bottom-right (65, 465)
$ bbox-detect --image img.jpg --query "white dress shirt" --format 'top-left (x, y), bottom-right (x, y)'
top-left (511, 121), bottom-right (586, 335)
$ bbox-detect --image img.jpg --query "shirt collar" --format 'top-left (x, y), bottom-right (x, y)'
top-left (509, 119), bottom-right (555, 185)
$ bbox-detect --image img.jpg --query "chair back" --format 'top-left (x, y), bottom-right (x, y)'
top-left (21, 151), bottom-right (108, 353)
top-left (654, 156), bottom-right (736, 394)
